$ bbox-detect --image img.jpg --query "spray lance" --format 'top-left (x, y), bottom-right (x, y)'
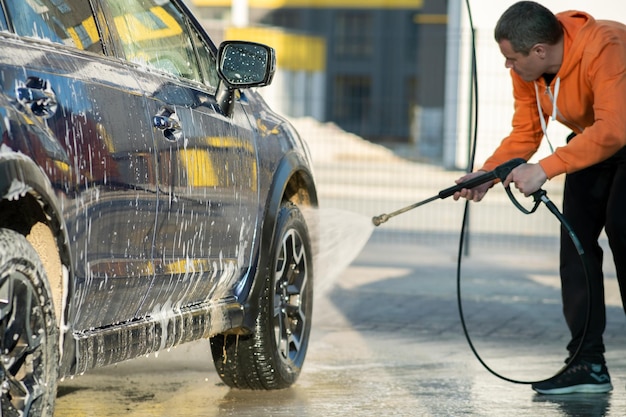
top-left (372, 158), bottom-right (529, 226)
top-left (372, 157), bottom-right (579, 243)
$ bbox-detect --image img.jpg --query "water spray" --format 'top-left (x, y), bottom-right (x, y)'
top-left (372, 158), bottom-right (526, 226)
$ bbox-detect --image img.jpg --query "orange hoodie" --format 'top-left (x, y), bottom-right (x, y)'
top-left (481, 11), bottom-right (626, 179)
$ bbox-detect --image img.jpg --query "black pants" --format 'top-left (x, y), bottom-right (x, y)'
top-left (560, 143), bottom-right (626, 364)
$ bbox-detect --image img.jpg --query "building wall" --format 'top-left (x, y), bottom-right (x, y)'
top-left (259, 6), bottom-right (434, 144)
top-left (192, 0), bottom-right (448, 152)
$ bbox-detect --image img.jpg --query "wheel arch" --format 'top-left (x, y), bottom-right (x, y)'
top-left (239, 151), bottom-right (317, 331)
top-left (0, 154), bottom-right (73, 366)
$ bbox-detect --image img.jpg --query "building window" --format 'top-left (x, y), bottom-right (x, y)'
top-left (335, 12), bottom-right (373, 59)
top-left (332, 75), bottom-right (371, 125)
top-left (264, 9), bottom-right (300, 30)
top-left (407, 13), bottom-right (419, 62)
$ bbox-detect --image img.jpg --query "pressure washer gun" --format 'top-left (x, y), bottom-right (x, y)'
top-left (372, 158), bottom-right (589, 383)
top-left (372, 158), bottom-right (543, 226)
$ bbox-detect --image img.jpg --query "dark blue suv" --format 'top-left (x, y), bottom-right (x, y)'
top-left (0, 1), bottom-right (317, 415)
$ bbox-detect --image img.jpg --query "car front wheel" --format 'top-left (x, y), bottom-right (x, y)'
top-left (210, 201), bottom-right (313, 389)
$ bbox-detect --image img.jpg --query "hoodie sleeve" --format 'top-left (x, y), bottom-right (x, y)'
top-left (538, 29), bottom-right (626, 178)
top-left (480, 72), bottom-right (545, 173)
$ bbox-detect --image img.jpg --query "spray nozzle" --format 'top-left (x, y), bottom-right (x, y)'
top-left (371, 213), bottom-right (390, 226)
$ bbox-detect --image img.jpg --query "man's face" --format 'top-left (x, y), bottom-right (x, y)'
top-left (498, 39), bottom-right (545, 82)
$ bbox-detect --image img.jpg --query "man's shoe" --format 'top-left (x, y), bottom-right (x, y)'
top-left (532, 360), bottom-right (613, 395)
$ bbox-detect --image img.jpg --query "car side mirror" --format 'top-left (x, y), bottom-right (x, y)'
top-left (217, 41), bottom-right (276, 88)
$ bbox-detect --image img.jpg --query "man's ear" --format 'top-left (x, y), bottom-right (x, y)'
top-left (532, 43), bottom-right (547, 58)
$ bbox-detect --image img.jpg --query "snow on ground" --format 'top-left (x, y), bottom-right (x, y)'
top-left (288, 117), bottom-right (402, 164)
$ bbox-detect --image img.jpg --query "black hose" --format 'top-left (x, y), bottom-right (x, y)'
top-left (456, 188), bottom-right (592, 384)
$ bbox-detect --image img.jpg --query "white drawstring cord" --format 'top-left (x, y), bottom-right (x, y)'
top-left (533, 77), bottom-right (560, 153)
top-left (552, 77), bottom-right (560, 121)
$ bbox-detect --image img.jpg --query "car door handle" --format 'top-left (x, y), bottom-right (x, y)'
top-left (16, 76), bottom-right (58, 118)
top-left (153, 107), bottom-right (182, 142)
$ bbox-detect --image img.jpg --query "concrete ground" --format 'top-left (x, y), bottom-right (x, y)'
top-left (315, 231), bottom-right (626, 416)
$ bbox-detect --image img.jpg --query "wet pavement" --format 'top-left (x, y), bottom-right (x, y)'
top-left (54, 229), bottom-right (626, 416)
top-left (324, 232), bottom-right (626, 417)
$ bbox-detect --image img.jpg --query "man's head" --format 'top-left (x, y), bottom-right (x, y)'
top-left (495, 1), bottom-right (564, 81)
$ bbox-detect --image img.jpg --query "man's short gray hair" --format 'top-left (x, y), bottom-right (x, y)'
top-left (494, 1), bottom-right (563, 55)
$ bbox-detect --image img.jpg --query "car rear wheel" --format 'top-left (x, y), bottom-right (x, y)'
top-left (0, 228), bottom-right (58, 416)
top-left (210, 201), bottom-right (313, 389)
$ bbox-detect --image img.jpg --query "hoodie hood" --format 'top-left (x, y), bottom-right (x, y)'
top-left (557, 11), bottom-right (594, 79)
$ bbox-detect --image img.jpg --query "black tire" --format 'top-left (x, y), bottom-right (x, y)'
top-left (0, 228), bottom-right (58, 416)
top-left (210, 202), bottom-right (313, 389)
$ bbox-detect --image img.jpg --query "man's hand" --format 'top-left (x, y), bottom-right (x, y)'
top-left (503, 163), bottom-right (547, 196)
top-left (453, 171), bottom-right (494, 202)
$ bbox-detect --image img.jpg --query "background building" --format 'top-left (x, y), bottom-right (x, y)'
top-left (191, 0), bottom-right (448, 159)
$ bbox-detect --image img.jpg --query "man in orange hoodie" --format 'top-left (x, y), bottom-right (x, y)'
top-left (455, 1), bottom-right (626, 394)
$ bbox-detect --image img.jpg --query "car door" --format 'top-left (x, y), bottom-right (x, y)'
top-left (2, 1), bottom-right (160, 330)
top-left (99, 0), bottom-right (260, 314)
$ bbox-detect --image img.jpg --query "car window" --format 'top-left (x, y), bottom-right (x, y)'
top-left (5, 0), bottom-right (104, 54)
top-left (0, 6), bottom-right (7, 31)
top-left (101, 0), bottom-right (206, 84)
top-left (189, 24), bottom-right (219, 90)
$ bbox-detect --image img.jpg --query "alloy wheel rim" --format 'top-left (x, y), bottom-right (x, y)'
top-left (273, 228), bottom-right (308, 364)
top-left (0, 271), bottom-right (46, 416)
